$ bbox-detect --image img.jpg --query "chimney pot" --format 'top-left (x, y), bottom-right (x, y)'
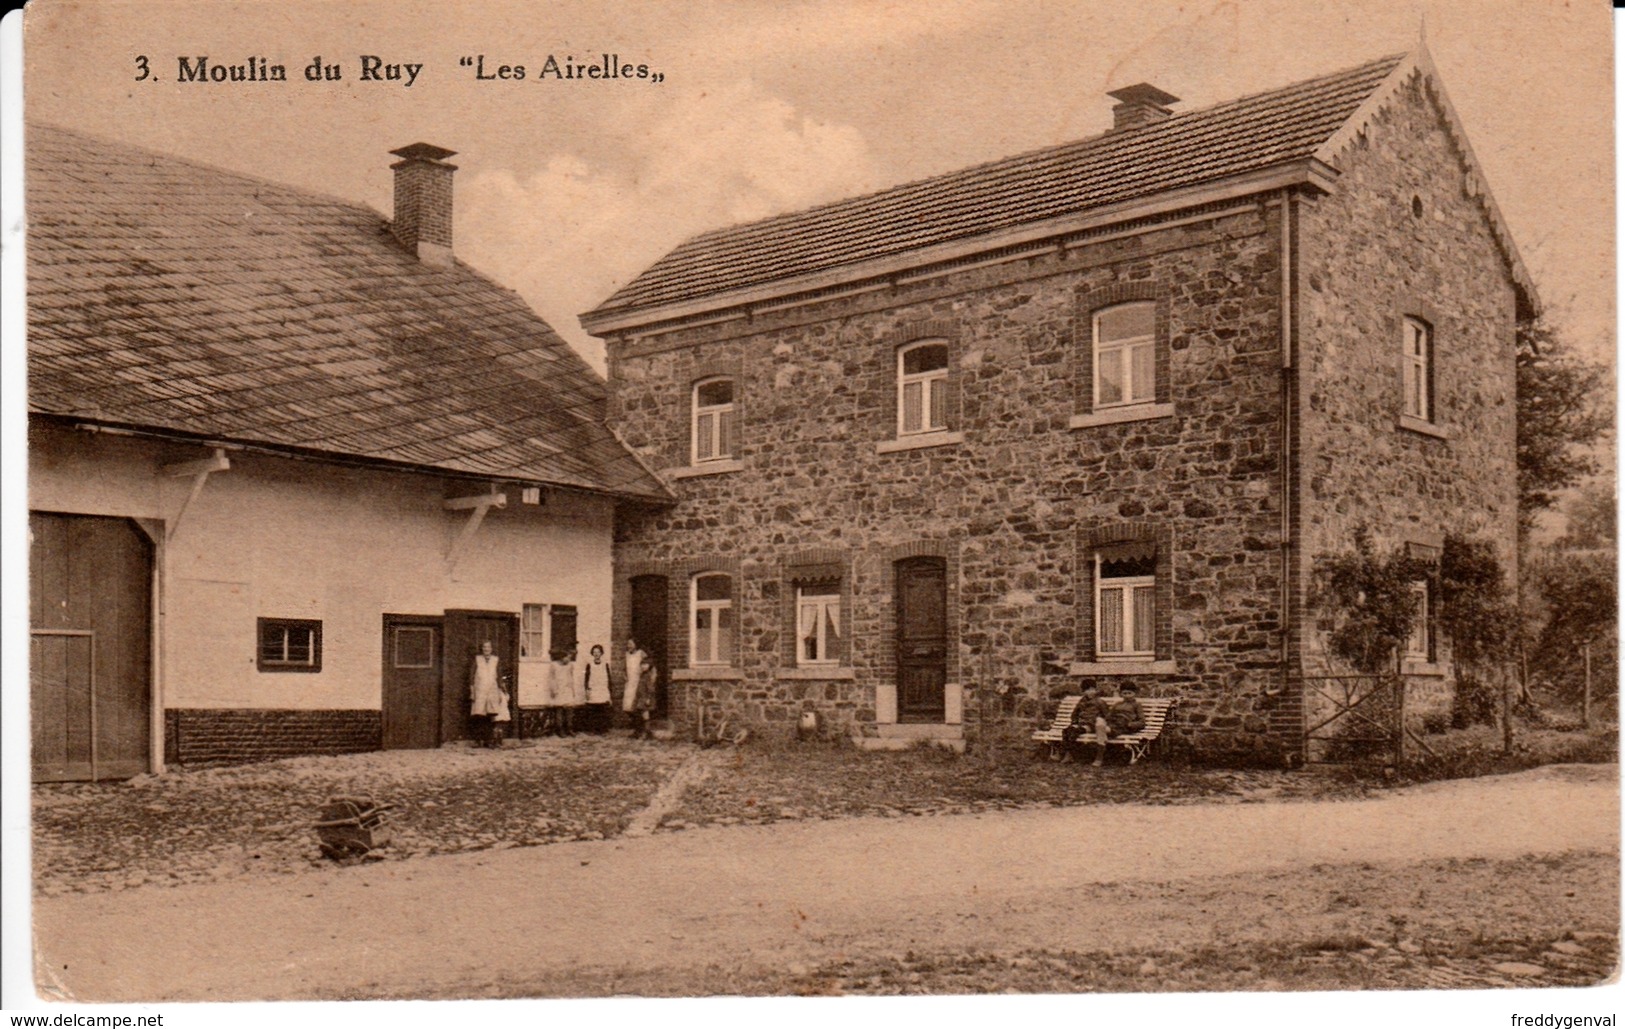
top-left (1107, 83), bottom-right (1181, 132)
top-left (389, 142), bottom-right (458, 266)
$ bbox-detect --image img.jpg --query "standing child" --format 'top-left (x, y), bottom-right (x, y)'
top-left (579, 643), bottom-right (613, 734)
top-left (548, 648), bottom-right (579, 737)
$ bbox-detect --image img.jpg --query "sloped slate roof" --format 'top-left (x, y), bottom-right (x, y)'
top-left (589, 55), bottom-right (1406, 320)
top-left (27, 124), bottom-right (670, 502)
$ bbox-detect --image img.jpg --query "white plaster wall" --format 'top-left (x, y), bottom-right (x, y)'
top-left (29, 423), bottom-right (616, 711)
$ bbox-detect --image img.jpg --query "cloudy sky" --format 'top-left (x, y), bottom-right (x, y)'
top-left (23, 0), bottom-right (1613, 375)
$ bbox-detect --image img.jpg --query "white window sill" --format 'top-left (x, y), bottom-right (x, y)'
top-left (775, 666), bottom-right (856, 680)
top-left (1397, 415), bottom-right (1451, 440)
top-left (876, 430), bottom-right (963, 454)
top-left (1403, 661), bottom-right (1448, 677)
top-left (1070, 660), bottom-right (1177, 675)
top-left (671, 667), bottom-right (743, 681)
top-left (668, 459), bottom-right (744, 480)
top-left (1069, 403), bottom-right (1175, 430)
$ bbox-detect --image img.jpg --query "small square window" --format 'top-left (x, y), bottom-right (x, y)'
top-left (257, 617), bottom-right (322, 673)
top-left (392, 626), bottom-right (435, 669)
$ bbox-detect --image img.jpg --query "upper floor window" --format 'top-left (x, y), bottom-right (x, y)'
top-left (897, 341), bottom-right (949, 436)
top-left (1402, 317), bottom-right (1433, 421)
top-left (1093, 302), bottom-right (1156, 409)
top-left (796, 583), bottom-right (841, 666)
top-left (692, 377), bottom-right (736, 464)
top-left (1095, 552), bottom-right (1156, 660)
top-left (691, 572), bottom-right (734, 666)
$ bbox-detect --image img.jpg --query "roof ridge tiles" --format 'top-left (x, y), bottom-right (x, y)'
top-left (654, 53), bottom-right (1403, 253)
top-left (587, 52), bottom-right (1413, 320)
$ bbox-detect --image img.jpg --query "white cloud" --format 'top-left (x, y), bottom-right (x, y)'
top-left (457, 80), bottom-right (883, 371)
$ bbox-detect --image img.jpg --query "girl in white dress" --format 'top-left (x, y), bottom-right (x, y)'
top-left (547, 649), bottom-right (579, 736)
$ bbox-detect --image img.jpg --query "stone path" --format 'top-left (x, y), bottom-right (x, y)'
top-left (622, 748), bottom-right (726, 837)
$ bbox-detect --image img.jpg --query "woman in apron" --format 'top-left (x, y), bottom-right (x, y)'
top-left (469, 640), bottom-right (509, 748)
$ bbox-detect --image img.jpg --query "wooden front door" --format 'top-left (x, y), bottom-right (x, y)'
top-left (443, 610), bottom-right (518, 741)
top-left (629, 575), bottom-right (669, 717)
top-left (896, 557), bottom-right (947, 722)
top-left (382, 615), bottom-right (443, 749)
top-left (30, 512), bottom-right (153, 781)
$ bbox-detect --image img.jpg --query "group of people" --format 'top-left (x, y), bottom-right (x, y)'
top-left (1059, 683), bottom-right (1145, 765)
top-left (467, 637), bottom-right (661, 746)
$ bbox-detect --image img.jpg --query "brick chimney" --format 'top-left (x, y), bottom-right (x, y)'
top-left (1108, 84), bottom-right (1180, 132)
top-left (389, 143), bottom-right (458, 267)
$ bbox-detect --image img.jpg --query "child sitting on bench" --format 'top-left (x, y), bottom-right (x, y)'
top-left (1061, 684), bottom-right (1146, 765)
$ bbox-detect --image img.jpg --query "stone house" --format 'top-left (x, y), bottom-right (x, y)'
top-left (582, 47), bottom-right (1535, 760)
top-left (26, 126), bottom-right (669, 779)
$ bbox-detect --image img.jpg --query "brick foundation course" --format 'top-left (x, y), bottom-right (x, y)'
top-left (164, 708), bottom-right (380, 767)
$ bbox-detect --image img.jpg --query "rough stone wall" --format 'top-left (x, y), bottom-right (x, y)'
top-left (164, 708), bottom-right (380, 767)
top-left (607, 205), bottom-right (1294, 759)
top-left (1296, 74), bottom-right (1520, 732)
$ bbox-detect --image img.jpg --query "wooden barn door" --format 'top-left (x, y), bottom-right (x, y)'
top-left (382, 615), bottom-right (443, 749)
top-left (30, 512), bottom-right (152, 781)
top-left (630, 575), bottom-right (669, 717)
top-left (896, 557), bottom-right (947, 723)
top-left (442, 610), bottom-right (518, 741)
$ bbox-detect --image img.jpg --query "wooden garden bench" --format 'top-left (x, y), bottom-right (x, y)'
top-left (1032, 695), bottom-right (1178, 765)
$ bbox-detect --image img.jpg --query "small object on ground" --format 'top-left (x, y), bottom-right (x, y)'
top-left (315, 796), bottom-right (393, 860)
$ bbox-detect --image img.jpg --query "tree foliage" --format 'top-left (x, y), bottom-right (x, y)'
top-left (1559, 477), bottom-right (1617, 551)
top-left (1437, 533), bottom-right (1516, 666)
top-left (1516, 317), bottom-right (1610, 532)
top-left (1527, 546), bottom-right (1618, 707)
top-left (1312, 528), bottom-right (1427, 674)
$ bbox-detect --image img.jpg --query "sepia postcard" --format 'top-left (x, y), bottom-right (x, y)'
top-left (2, 0), bottom-right (1618, 1022)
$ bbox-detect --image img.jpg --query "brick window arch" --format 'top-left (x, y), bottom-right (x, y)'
top-left (782, 548), bottom-right (852, 667)
top-left (884, 320), bottom-right (961, 440)
top-left (691, 375), bottom-right (736, 463)
top-left (1076, 523), bottom-right (1173, 663)
top-left (1075, 283), bottom-right (1170, 416)
top-left (689, 571), bottom-right (734, 667)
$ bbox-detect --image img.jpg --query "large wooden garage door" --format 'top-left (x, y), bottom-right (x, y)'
top-left (30, 512), bottom-right (153, 781)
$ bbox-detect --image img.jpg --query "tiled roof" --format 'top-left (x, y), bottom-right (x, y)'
top-left (588, 54), bottom-right (1406, 320)
top-left (27, 124), bottom-right (671, 502)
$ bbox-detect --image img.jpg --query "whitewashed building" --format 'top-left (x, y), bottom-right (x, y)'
top-left (27, 127), bottom-right (669, 779)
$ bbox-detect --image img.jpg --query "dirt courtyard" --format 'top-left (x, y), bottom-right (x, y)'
top-left (31, 762), bottom-right (1619, 1001)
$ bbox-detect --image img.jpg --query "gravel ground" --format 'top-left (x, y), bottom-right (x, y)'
top-left (32, 736), bottom-right (1385, 897)
top-left (32, 736), bottom-right (688, 895)
top-left (657, 739), bottom-right (1378, 829)
top-left (31, 764), bottom-right (1617, 1001)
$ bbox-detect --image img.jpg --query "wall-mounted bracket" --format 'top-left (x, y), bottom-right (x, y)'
top-left (163, 448), bottom-right (230, 542)
top-left (444, 487), bottom-right (507, 574)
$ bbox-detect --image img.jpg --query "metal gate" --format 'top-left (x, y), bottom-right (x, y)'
top-left (1303, 674), bottom-right (1404, 767)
